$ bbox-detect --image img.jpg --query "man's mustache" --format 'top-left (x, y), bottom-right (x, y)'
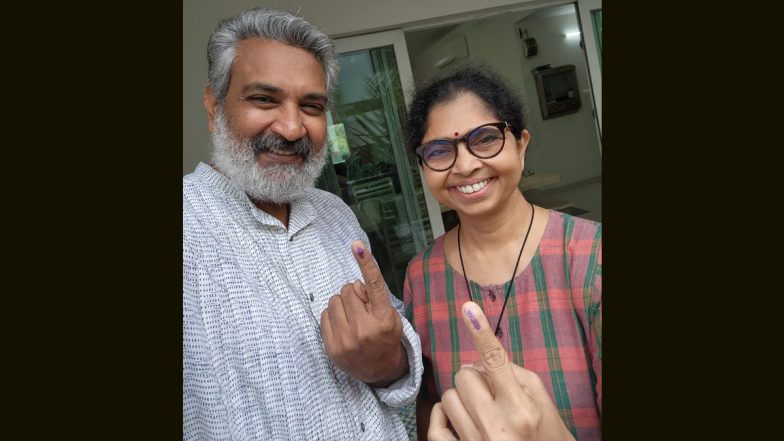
top-left (250, 134), bottom-right (312, 161)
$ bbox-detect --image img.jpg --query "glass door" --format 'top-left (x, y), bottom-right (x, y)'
top-left (315, 30), bottom-right (444, 299)
top-left (577, 0), bottom-right (602, 139)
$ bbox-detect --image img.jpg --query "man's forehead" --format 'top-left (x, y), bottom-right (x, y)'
top-left (230, 38), bottom-right (327, 94)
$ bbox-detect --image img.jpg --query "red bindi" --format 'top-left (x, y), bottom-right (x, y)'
top-left (454, 132), bottom-right (459, 137)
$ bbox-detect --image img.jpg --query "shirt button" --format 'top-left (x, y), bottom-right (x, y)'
top-left (309, 293), bottom-right (314, 302)
top-left (360, 422), bottom-right (365, 432)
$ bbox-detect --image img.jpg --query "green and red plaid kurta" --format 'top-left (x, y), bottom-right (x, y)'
top-left (404, 211), bottom-right (602, 441)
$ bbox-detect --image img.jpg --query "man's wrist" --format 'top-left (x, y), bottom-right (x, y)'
top-left (368, 343), bottom-right (409, 388)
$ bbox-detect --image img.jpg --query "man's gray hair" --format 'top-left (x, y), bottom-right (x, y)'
top-left (207, 8), bottom-right (339, 104)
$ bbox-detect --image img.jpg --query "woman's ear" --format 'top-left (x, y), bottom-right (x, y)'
top-left (516, 129), bottom-right (531, 161)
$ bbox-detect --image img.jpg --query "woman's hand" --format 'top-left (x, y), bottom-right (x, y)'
top-left (428, 301), bottom-right (575, 441)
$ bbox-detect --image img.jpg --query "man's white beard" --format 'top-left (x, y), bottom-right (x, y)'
top-left (210, 111), bottom-right (328, 204)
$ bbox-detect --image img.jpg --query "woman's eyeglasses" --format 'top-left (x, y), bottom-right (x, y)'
top-left (415, 122), bottom-right (511, 171)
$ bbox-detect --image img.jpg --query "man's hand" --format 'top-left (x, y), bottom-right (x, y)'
top-left (428, 302), bottom-right (575, 441)
top-left (320, 240), bottom-right (408, 387)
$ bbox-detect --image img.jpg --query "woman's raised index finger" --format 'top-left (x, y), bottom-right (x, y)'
top-left (460, 301), bottom-right (517, 400)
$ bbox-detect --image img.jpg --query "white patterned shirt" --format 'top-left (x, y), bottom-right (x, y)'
top-left (183, 163), bottom-right (423, 440)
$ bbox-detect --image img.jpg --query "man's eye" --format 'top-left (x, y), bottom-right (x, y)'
top-left (247, 96), bottom-right (275, 104)
top-left (302, 103), bottom-right (325, 113)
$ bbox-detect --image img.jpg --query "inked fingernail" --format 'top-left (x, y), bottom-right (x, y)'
top-left (465, 308), bottom-right (481, 330)
top-left (356, 246), bottom-right (365, 259)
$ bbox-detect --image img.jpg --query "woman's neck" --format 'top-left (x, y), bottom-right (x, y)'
top-left (457, 191), bottom-right (532, 252)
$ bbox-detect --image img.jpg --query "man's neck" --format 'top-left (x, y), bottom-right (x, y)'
top-left (253, 199), bottom-right (291, 228)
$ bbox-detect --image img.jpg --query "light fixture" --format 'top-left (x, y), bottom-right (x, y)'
top-left (565, 31), bottom-right (581, 38)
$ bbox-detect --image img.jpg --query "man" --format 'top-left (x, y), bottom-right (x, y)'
top-left (183, 8), bottom-right (423, 440)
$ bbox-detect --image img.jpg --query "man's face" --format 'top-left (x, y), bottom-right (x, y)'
top-left (204, 38), bottom-right (330, 203)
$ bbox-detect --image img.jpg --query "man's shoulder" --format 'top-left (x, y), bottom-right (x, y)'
top-left (183, 164), bottom-right (216, 197)
top-left (306, 188), bottom-right (353, 215)
top-left (183, 165), bottom-right (209, 207)
top-left (308, 187), bottom-right (347, 204)
top-left (183, 165), bottom-right (233, 235)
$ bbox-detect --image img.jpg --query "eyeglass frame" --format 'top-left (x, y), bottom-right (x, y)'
top-left (414, 121), bottom-right (512, 172)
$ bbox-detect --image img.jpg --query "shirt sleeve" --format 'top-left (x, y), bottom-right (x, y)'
top-left (183, 216), bottom-right (234, 440)
top-left (372, 293), bottom-right (424, 407)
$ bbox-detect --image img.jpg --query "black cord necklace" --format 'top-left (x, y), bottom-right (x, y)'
top-left (458, 201), bottom-right (535, 338)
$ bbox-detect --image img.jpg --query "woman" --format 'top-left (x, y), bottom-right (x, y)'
top-left (402, 66), bottom-right (601, 441)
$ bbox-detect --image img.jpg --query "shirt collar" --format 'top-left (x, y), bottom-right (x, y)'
top-left (193, 162), bottom-right (317, 234)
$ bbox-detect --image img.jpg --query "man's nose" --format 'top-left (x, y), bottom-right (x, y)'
top-left (269, 105), bottom-right (306, 141)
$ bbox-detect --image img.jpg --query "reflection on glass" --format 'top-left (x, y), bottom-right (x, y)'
top-left (591, 9), bottom-right (602, 72)
top-left (315, 46), bottom-right (433, 299)
top-left (327, 122), bottom-right (350, 164)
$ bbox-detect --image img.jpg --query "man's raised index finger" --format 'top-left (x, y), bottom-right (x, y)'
top-left (351, 240), bottom-right (389, 305)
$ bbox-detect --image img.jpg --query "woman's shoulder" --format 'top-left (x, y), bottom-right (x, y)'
top-left (544, 210), bottom-right (602, 243)
top-left (407, 234), bottom-right (447, 273)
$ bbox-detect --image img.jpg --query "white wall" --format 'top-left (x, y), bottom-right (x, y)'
top-left (515, 9), bottom-right (602, 186)
top-left (183, 0), bottom-right (555, 174)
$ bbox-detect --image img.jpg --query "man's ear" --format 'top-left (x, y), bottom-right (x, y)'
top-left (203, 85), bottom-right (218, 133)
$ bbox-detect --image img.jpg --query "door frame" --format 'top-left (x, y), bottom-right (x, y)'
top-left (577, 0), bottom-right (602, 142)
top-left (334, 29), bottom-right (446, 238)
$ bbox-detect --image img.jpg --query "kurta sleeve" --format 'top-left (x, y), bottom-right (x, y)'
top-left (588, 239), bottom-right (602, 414)
top-left (183, 207), bottom-right (233, 440)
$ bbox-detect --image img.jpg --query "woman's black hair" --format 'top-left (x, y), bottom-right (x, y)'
top-left (404, 64), bottom-right (527, 162)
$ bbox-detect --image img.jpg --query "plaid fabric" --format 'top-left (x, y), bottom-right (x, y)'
top-left (404, 211), bottom-right (602, 441)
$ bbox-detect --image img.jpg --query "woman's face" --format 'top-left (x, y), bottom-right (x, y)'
top-left (420, 92), bottom-right (530, 218)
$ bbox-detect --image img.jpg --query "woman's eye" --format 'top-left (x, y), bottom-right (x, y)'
top-left (426, 145), bottom-right (451, 159)
top-left (473, 133), bottom-right (502, 146)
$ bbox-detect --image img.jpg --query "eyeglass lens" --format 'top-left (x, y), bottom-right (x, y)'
top-left (421, 124), bottom-right (505, 170)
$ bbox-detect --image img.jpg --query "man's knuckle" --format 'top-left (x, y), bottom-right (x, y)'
top-left (342, 333), bottom-right (358, 351)
top-left (368, 276), bottom-right (386, 291)
top-left (355, 328), bottom-right (369, 344)
top-left (377, 318), bottom-right (395, 333)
